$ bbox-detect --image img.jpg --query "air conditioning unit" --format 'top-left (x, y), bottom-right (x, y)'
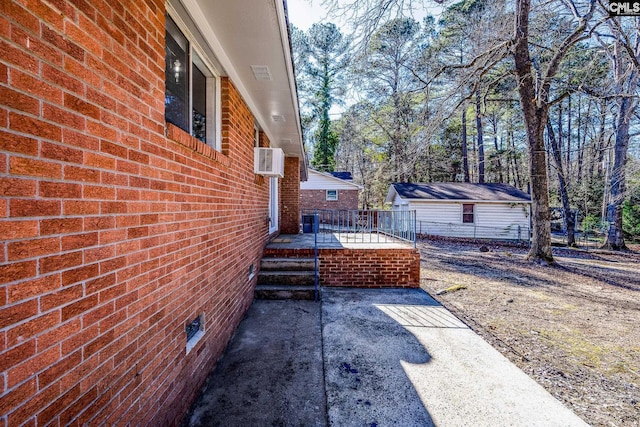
top-left (254, 147), bottom-right (284, 177)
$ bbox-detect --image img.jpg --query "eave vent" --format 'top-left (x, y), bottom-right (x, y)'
top-left (251, 65), bottom-right (272, 81)
top-left (271, 115), bottom-right (285, 123)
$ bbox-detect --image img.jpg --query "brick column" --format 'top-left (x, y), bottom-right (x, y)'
top-left (280, 157), bottom-right (300, 234)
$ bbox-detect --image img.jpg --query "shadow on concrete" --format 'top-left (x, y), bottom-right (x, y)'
top-left (183, 287), bottom-right (587, 427)
top-left (322, 288), bottom-right (435, 426)
top-left (182, 300), bottom-right (326, 427)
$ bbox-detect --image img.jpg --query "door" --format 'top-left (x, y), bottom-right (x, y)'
top-left (269, 176), bottom-right (278, 234)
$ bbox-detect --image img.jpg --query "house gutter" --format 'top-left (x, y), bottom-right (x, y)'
top-left (406, 199), bottom-right (532, 204)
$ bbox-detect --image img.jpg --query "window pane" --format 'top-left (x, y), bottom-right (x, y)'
top-left (462, 204), bottom-right (474, 223)
top-left (165, 16), bottom-right (189, 132)
top-left (192, 62), bottom-right (207, 142)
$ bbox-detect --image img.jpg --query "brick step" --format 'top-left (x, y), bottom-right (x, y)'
top-left (257, 271), bottom-right (315, 287)
top-left (254, 285), bottom-right (317, 301)
top-left (260, 257), bottom-right (315, 271)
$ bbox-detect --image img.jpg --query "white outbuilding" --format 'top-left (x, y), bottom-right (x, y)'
top-left (385, 182), bottom-right (532, 241)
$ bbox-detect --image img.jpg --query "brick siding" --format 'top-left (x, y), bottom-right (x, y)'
top-left (263, 247), bottom-right (421, 288)
top-left (300, 189), bottom-right (359, 212)
top-left (280, 157), bottom-right (300, 234)
top-left (0, 1), bottom-right (283, 425)
top-left (319, 248), bottom-right (420, 288)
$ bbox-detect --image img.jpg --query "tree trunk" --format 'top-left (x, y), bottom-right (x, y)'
top-left (506, 130), bottom-right (512, 185)
top-left (492, 113), bottom-right (504, 183)
top-left (513, 0), bottom-right (555, 264)
top-left (461, 109), bottom-right (470, 182)
top-left (566, 95), bottom-right (572, 178)
top-left (603, 96), bottom-right (631, 250)
top-left (524, 112), bottom-right (555, 263)
top-left (577, 97), bottom-right (584, 181)
top-left (476, 91), bottom-right (485, 183)
top-left (601, 26), bottom-right (640, 250)
top-left (510, 130), bottom-right (522, 188)
top-left (595, 98), bottom-right (606, 177)
top-left (547, 120), bottom-right (576, 247)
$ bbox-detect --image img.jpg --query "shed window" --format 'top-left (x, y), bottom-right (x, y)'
top-left (165, 14), bottom-right (220, 149)
top-left (326, 190), bottom-right (338, 201)
top-left (462, 204), bottom-right (474, 223)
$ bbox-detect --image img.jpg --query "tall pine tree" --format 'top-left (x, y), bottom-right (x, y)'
top-left (292, 23), bottom-right (350, 172)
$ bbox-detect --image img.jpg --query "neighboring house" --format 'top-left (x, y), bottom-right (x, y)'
top-left (386, 183), bottom-right (532, 240)
top-left (0, 1), bottom-right (306, 425)
top-left (300, 169), bottom-right (362, 211)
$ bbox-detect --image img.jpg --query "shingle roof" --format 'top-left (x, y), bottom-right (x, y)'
top-left (391, 182), bottom-right (531, 202)
top-left (329, 171), bottom-right (353, 180)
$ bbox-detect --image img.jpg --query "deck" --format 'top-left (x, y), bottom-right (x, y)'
top-left (264, 233), bottom-right (420, 289)
top-left (267, 233), bottom-right (414, 250)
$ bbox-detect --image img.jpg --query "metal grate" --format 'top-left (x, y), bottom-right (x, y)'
top-left (186, 316), bottom-right (201, 342)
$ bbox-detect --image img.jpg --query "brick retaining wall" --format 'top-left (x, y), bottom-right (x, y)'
top-left (263, 247), bottom-right (421, 288)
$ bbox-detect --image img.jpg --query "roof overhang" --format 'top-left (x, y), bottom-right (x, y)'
top-left (385, 186), bottom-right (399, 204)
top-left (385, 184), bottom-right (532, 204)
top-left (406, 199), bottom-right (532, 204)
top-left (306, 169), bottom-right (363, 190)
top-left (173, 0), bottom-right (307, 180)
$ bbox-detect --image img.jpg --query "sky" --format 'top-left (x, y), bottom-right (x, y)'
top-left (285, 0), bottom-right (443, 116)
top-left (287, 0), bottom-right (332, 31)
top-left (286, 0), bottom-right (443, 32)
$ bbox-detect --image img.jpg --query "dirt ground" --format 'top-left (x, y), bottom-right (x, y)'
top-left (418, 239), bottom-right (640, 427)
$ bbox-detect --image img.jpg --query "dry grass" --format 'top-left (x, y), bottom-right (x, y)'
top-left (419, 239), bottom-right (640, 426)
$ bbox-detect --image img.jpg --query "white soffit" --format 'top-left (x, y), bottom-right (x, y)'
top-left (178, 0), bottom-right (305, 165)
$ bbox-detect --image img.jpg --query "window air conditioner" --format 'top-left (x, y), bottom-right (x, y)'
top-left (254, 147), bottom-right (284, 177)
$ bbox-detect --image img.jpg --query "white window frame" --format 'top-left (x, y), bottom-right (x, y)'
top-left (462, 203), bottom-right (475, 224)
top-left (269, 177), bottom-right (279, 234)
top-left (326, 189), bottom-right (338, 201)
top-left (185, 312), bottom-right (205, 355)
top-left (254, 125), bottom-right (260, 148)
top-left (166, 7), bottom-right (222, 151)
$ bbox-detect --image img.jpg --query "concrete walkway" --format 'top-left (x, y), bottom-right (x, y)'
top-left (182, 288), bottom-right (588, 426)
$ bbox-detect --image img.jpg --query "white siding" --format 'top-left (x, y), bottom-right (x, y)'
top-left (409, 202), bottom-right (460, 223)
top-left (475, 203), bottom-right (530, 239)
top-left (411, 201), bottom-right (530, 240)
top-left (300, 170), bottom-right (360, 190)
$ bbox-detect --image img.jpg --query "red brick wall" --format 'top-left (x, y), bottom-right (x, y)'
top-left (262, 247), bottom-right (420, 288)
top-left (280, 157), bottom-right (300, 234)
top-left (319, 248), bottom-right (420, 288)
top-left (300, 189), bottom-right (359, 211)
top-left (0, 2), bottom-right (273, 425)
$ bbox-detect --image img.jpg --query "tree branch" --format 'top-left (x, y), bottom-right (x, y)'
top-left (540, 0), bottom-right (597, 99)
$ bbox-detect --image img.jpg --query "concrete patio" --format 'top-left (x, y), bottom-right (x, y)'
top-left (267, 232), bottom-right (413, 249)
top-left (182, 288), bottom-right (588, 426)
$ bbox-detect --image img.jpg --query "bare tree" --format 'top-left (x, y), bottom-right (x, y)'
top-left (546, 119), bottom-right (576, 246)
top-left (323, 0), bottom-right (598, 263)
top-left (594, 16), bottom-right (640, 250)
top-left (476, 90), bottom-right (485, 183)
top-left (512, 0), bottom-right (596, 263)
